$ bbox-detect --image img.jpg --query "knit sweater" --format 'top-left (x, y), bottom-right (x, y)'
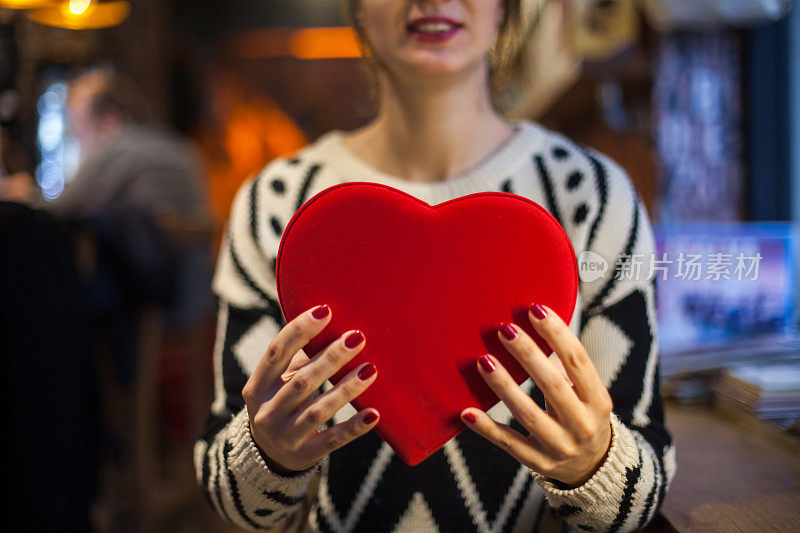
top-left (194, 121), bottom-right (676, 532)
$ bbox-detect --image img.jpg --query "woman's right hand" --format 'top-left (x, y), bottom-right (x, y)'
top-left (242, 304), bottom-right (380, 475)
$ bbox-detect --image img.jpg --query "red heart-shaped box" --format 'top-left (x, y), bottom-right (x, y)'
top-left (276, 182), bottom-right (578, 465)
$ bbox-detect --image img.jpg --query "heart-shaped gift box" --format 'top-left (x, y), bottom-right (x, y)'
top-left (276, 182), bottom-right (578, 465)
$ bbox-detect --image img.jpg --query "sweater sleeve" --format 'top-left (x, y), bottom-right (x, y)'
top-left (193, 172), bottom-right (320, 530)
top-left (533, 153), bottom-right (676, 532)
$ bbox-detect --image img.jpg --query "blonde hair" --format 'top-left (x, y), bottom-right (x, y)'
top-left (342, 0), bottom-right (523, 108)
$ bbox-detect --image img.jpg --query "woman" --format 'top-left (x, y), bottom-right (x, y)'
top-left (195, 1), bottom-right (675, 531)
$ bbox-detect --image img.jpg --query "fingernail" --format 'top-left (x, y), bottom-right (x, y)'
top-left (358, 363), bottom-right (376, 381)
top-left (529, 303), bottom-right (548, 320)
top-left (344, 330), bottom-right (365, 349)
top-left (312, 304), bottom-right (330, 319)
top-left (463, 412), bottom-right (477, 424)
top-left (478, 354), bottom-right (495, 374)
top-left (499, 322), bottom-right (517, 340)
top-left (363, 411), bottom-right (379, 424)
top-left (280, 370), bottom-right (296, 383)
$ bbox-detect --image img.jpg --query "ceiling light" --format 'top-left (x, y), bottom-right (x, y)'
top-left (0, 0), bottom-right (57, 8)
top-left (27, 0), bottom-right (130, 30)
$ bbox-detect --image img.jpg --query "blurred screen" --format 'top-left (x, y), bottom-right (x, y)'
top-left (654, 222), bottom-right (797, 354)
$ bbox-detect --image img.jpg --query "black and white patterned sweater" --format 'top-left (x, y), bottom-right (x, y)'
top-left (194, 121), bottom-right (676, 532)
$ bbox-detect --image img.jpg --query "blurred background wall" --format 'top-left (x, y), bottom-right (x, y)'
top-left (3, 1), bottom-right (798, 231)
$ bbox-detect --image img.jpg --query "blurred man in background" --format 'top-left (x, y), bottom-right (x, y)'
top-left (2, 68), bottom-right (213, 529)
top-left (47, 69), bottom-right (207, 224)
top-left (62, 69), bottom-right (213, 384)
top-left (1, 68), bottom-right (213, 381)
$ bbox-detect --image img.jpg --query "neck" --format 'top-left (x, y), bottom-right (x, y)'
top-left (345, 65), bottom-right (513, 182)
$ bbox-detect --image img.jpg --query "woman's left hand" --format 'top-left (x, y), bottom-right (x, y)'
top-left (460, 303), bottom-right (613, 488)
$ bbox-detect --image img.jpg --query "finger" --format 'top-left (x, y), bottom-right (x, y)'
top-left (281, 349), bottom-right (313, 382)
top-left (247, 304), bottom-right (332, 395)
top-left (528, 304), bottom-right (608, 408)
top-left (544, 357), bottom-right (572, 423)
top-left (549, 354), bottom-right (573, 387)
top-left (460, 408), bottom-right (547, 470)
top-left (497, 322), bottom-right (584, 422)
top-left (291, 362), bottom-right (378, 437)
top-left (273, 329), bottom-right (366, 415)
top-left (475, 354), bottom-right (564, 443)
top-left (302, 408), bottom-right (379, 459)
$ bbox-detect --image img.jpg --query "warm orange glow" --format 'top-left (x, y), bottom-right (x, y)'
top-left (289, 27), bottom-right (363, 59)
top-left (0, 0), bottom-right (57, 8)
top-left (27, 0), bottom-right (130, 29)
top-left (230, 27), bottom-right (363, 60)
top-left (199, 77), bottom-right (308, 242)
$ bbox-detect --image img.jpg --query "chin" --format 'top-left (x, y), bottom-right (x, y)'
top-left (395, 49), bottom-right (480, 78)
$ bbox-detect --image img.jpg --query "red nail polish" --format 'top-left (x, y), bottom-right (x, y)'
top-left (358, 363), bottom-right (376, 381)
top-left (463, 412), bottom-right (477, 424)
top-left (499, 322), bottom-right (517, 340)
top-left (363, 411), bottom-right (378, 424)
top-left (478, 354), bottom-right (495, 373)
top-left (344, 330), bottom-right (365, 349)
top-left (312, 304), bottom-right (330, 319)
top-left (530, 303), bottom-right (548, 320)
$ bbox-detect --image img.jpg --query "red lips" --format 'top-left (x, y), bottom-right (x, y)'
top-left (406, 15), bottom-right (463, 43)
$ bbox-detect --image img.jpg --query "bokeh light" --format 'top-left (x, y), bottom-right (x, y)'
top-left (35, 81), bottom-right (77, 201)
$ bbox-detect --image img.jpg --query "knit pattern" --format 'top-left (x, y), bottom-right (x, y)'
top-left (194, 121), bottom-right (675, 532)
